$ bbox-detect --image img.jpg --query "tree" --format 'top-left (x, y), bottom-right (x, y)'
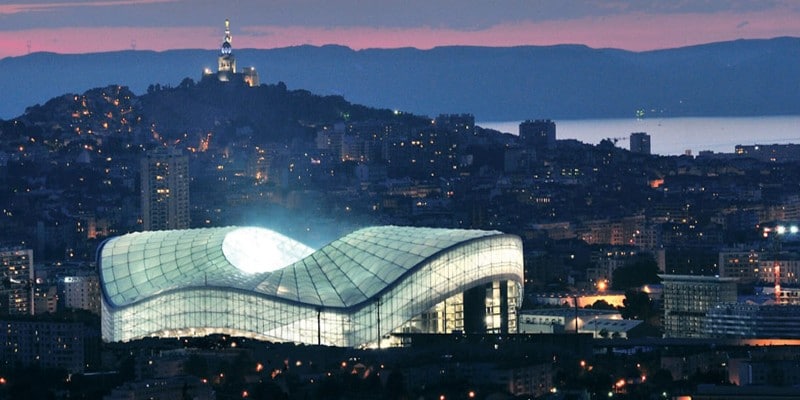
top-left (621, 289), bottom-right (656, 320)
top-left (611, 254), bottom-right (661, 290)
top-left (586, 299), bottom-right (616, 310)
top-left (178, 77), bottom-right (195, 89)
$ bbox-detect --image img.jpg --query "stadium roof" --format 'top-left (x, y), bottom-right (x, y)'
top-left (100, 225), bottom-right (503, 310)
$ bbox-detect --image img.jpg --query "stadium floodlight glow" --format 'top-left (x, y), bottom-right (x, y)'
top-left (774, 225), bottom-right (800, 236)
top-left (221, 227), bottom-right (314, 274)
top-left (99, 225), bottom-right (524, 347)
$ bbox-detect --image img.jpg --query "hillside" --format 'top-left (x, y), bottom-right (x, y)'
top-left (13, 80), bottom-right (430, 146)
top-left (1, 37), bottom-right (799, 120)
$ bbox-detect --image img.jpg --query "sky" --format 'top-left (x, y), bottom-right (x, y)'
top-left (0, 0), bottom-right (799, 59)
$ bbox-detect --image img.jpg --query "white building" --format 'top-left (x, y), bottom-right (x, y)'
top-left (99, 226), bottom-right (524, 347)
top-left (518, 308), bottom-right (623, 334)
top-left (61, 272), bottom-right (101, 314)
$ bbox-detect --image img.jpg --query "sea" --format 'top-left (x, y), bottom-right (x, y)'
top-left (478, 116), bottom-right (800, 156)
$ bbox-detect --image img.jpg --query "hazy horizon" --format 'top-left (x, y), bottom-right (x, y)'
top-left (2, 1), bottom-right (800, 59)
top-left (480, 115), bottom-right (800, 156)
top-left (5, 34), bottom-right (800, 61)
top-left (4, 36), bottom-right (800, 121)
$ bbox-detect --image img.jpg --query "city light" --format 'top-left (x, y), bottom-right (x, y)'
top-left (765, 224), bottom-right (799, 302)
top-left (763, 225), bottom-right (799, 237)
top-left (4, 12), bottom-right (800, 400)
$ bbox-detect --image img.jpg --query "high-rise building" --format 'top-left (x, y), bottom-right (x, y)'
top-left (519, 120), bottom-right (556, 152)
top-left (660, 274), bottom-right (737, 338)
top-left (60, 272), bottom-right (101, 315)
top-left (629, 132), bottom-right (651, 155)
top-left (140, 149), bottom-right (190, 231)
top-left (0, 248), bottom-right (34, 316)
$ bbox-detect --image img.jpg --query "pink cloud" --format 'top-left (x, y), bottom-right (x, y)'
top-left (0, 8), bottom-right (798, 59)
top-left (0, 26), bottom-right (217, 58)
top-left (0, 0), bottom-right (175, 15)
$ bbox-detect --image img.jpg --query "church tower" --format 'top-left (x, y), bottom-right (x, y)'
top-left (202, 19), bottom-right (258, 86)
top-left (218, 19), bottom-right (237, 79)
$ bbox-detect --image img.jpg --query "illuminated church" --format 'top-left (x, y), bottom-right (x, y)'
top-left (202, 19), bottom-right (259, 87)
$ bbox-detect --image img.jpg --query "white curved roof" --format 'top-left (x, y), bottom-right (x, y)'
top-left (100, 225), bottom-right (503, 309)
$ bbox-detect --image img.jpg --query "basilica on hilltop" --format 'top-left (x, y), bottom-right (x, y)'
top-left (201, 19), bottom-right (259, 87)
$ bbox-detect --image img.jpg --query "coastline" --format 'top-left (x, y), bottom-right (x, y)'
top-left (479, 115), bottom-right (800, 156)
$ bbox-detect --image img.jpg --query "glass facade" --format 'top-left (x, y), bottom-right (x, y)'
top-left (100, 226), bottom-right (523, 347)
top-left (660, 274), bottom-right (738, 338)
top-left (705, 303), bottom-right (800, 339)
top-left (397, 280), bottom-right (518, 336)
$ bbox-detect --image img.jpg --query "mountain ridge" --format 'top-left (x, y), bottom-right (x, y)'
top-left (2, 37), bottom-right (799, 121)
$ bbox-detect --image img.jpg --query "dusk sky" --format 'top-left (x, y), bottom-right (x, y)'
top-left (1, 0), bottom-right (799, 59)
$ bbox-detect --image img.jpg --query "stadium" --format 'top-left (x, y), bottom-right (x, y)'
top-left (99, 225), bottom-right (524, 347)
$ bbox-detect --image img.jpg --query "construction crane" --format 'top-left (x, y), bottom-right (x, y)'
top-left (605, 137), bottom-right (629, 146)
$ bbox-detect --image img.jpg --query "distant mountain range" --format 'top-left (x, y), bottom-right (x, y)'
top-left (1, 37), bottom-right (799, 121)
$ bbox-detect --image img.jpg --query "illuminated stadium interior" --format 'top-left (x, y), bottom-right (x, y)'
top-left (99, 226), bottom-right (524, 347)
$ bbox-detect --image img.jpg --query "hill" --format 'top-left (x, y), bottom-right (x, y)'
top-left (1, 37), bottom-right (799, 120)
top-left (14, 80), bottom-right (430, 146)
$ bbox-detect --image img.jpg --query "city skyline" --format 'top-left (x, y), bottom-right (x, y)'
top-left (0, 1), bottom-right (799, 59)
top-left (3, 2), bottom-right (800, 398)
